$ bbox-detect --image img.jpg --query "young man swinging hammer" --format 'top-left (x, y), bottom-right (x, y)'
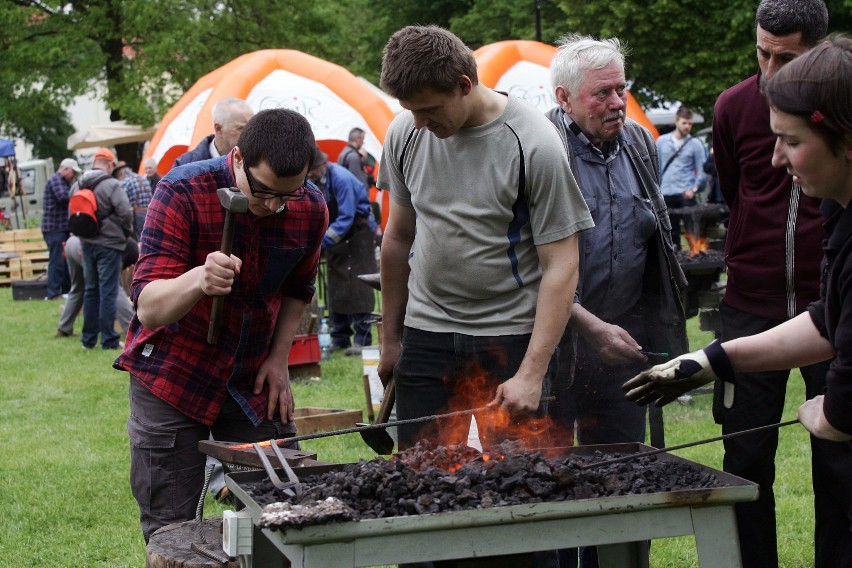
top-left (114, 109), bottom-right (329, 543)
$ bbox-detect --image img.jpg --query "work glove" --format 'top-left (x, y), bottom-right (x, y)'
top-left (623, 340), bottom-right (736, 408)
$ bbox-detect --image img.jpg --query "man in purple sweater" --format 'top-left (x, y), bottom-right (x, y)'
top-left (713, 1), bottom-right (852, 566)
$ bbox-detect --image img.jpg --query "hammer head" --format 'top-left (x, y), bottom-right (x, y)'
top-left (217, 187), bottom-right (249, 214)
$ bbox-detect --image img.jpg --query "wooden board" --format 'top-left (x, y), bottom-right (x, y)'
top-left (294, 407), bottom-right (363, 434)
top-left (0, 230), bottom-right (47, 285)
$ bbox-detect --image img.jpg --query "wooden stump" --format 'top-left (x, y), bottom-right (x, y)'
top-left (146, 518), bottom-right (240, 568)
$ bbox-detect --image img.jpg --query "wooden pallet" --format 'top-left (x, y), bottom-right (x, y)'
top-left (0, 229), bottom-right (48, 285)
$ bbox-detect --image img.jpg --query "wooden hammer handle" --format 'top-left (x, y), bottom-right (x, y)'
top-left (207, 212), bottom-right (237, 344)
top-left (375, 380), bottom-right (396, 425)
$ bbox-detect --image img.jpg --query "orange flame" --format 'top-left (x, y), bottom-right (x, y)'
top-left (403, 366), bottom-right (576, 471)
top-left (685, 232), bottom-right (709, 256)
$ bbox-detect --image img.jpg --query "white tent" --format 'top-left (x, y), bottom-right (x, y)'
top-left (67, 121), bottom-right (158, 150)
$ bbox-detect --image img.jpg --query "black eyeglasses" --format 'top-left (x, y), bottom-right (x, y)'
top-left (243, 162), bottom-right (306, 202)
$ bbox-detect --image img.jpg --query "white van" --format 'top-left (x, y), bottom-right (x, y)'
top-left (0, 158), bottom-right (54, 229)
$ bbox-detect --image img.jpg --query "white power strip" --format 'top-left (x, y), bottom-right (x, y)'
top-left (222, 509), bottom-right (254, 557)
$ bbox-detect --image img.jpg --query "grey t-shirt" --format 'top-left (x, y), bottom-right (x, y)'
top-left (378, 96), bottom-right (593, 335)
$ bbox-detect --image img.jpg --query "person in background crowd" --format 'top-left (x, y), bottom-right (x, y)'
top-left (337, 127), bottom-right (369, 187)
top-left (625, 34), bottom-right (852, 567)
top-left (114, 109), bottom-right (328, 543)
top-left (114, 161), bottom-right (153, 242)
top-left (703, 147), bottom-right (723, 205)
top-left (57, 235), bottom-right (136, 338)
top-left (144, 157), bottom-right (161, 190)
top-left (72, 148), bottom-right (133, 350)
top-left (656, 106), bottom-right (707, 249)
top-left (307, 147), bottom-right (377, 356)
top-left (173, 97), bottom-right (254, 167)
top-left (546, 34), bottom-right (689, 568)
top-left (42, 158), bottom-right (82, 299)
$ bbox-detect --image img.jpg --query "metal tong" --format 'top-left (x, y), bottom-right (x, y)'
top-left (253, 441), bottom-right (303, 497)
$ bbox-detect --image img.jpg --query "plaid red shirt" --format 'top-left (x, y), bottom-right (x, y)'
top-left (114, 154), bottom-right (328, 426)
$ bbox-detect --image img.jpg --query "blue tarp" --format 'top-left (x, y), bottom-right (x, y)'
top-left (0, 137), bottom-right (15, 158)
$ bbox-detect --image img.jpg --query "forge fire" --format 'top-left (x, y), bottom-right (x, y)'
top-left (246, 440), bottom-right (729, 530)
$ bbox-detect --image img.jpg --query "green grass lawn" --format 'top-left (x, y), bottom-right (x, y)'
top-left (0, 288), bottom-right (816, 567)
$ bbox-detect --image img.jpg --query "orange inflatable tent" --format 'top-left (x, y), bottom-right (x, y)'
top-left (143, 49), bottom-right (396, 175)
top-left (474, 40), bottom-right (659, 138)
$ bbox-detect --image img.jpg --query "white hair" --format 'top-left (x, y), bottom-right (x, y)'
top-left (550, 34), bottom-right (627, 97)
top-left (212, 97), bottom-right (253, 127)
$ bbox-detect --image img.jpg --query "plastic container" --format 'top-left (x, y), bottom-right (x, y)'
top-left (318, 318), bottom-right (331, 360)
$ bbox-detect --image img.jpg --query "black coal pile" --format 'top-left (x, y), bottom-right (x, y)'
top-left (676, 249), bottom-right (725, 267)
top-left (245, 440), bottom-right (728, 530)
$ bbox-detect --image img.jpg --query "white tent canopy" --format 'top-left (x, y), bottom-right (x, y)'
top-left (67, 121), bottom-right (158, 150)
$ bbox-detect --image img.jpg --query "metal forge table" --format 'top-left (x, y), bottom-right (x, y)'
top-left (225, 443), bottom-right (758, 568)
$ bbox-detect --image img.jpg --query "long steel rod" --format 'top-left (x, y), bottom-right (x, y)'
top-left (578, 419), bottom-right (800, 470)
top-left (252, 396), bottom-right (555, 447)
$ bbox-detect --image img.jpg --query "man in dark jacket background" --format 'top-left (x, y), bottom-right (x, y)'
top-left (173, 98), bottom-right (253, 167)
top-left (336, 127), bottom-right (369, 187)
top-left (308, 148), bottom-right (377, 355)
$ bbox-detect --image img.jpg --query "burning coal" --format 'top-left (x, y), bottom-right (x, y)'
top-left (247, 439), bottom-right (729, 530)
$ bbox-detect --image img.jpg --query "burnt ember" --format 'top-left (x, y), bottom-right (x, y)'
top-left (244, 440), bottom-right (728, 530)
top-left (258, 497), bottom-right (358, 529)
top-left (676, 249), bottom-right (725, 266)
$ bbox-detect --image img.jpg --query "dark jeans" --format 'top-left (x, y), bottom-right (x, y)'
top-left (663, 193), bottom-right (696, 251)
top-left (394, 327), bottom-right (556, 568)
top-left (43, 230), bottom-right (70, 298)
top-left (717, 301), bottom-right (852, 568)
top-left (81, 242), bottom-right (122, 348)
top-left (394, 326), bottom-right (552, 451)
top-left (133, 210), bottom-right (147, 242)
top-left (127, 377), bottom-right (296, 543)
top-left (330, 311), bottom-right (373, 348)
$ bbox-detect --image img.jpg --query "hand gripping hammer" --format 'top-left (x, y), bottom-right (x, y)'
top-left (207, 187), bottom-right (249, 344)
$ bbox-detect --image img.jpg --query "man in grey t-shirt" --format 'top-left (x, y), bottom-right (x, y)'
top-left (376, 25), bottom-right (593, 455)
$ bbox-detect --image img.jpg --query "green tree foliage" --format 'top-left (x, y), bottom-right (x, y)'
top-left (0, 0), bottom-right (334, 158)
top-left (450, 0), bottom-right (566, 49)
top-left (554, 0), bottom-right (756, 114)
top-left (3, 0), bottom-right (849, 159)
top-left (346, 0), bottom-right (474, 84)
top-left (554, 0), bottom-right (852, 115)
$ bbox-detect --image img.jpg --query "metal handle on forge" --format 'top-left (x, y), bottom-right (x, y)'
top-left (263, 394), bottom-right (555, 446)
top-left (579, 419), bottom-right (800, 470)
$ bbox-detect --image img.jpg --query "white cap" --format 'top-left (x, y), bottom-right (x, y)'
top-left (60, 158), bottom-right (82, 174)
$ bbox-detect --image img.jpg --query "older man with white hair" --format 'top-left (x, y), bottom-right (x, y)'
top-left (545, 34), bottom-right (689, 567)
top-left (173, 97), bottom-right (254, 167)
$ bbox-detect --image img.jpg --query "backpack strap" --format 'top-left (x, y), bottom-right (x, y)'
top-left (660, 135), bottom-right (691, 176)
